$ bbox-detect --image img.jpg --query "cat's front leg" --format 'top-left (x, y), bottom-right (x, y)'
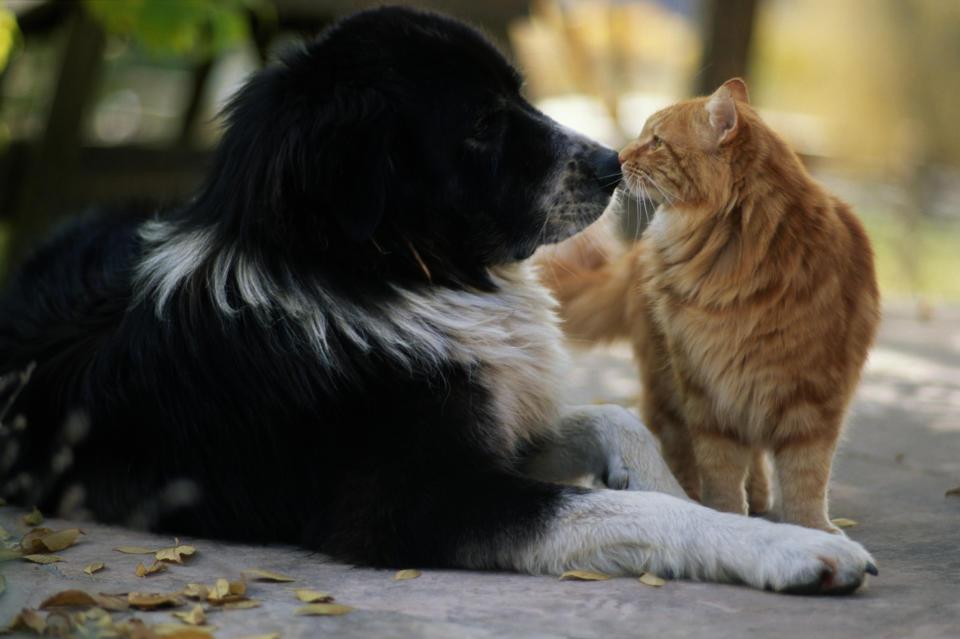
top-left (523, 404), bottom-right (688, 498)
top-left (775, 428), bottom-right (843, 534)
top-left (691, 428), bottom-right (753, 515)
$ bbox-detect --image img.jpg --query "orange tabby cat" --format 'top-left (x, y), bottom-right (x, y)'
top-left (539, 78), bottom-right (880, 533)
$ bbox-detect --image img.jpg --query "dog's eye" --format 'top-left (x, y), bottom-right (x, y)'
top-left (472, 113), bottom-right (495, 140)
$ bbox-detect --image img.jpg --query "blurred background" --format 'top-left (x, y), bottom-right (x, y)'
top-left (0, 0), bottom-right (958, 309)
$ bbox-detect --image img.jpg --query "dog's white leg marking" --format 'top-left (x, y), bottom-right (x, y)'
top-left (524, 404), bottom-right (687, 498)
top-left (493, 490), bottom-right (876, 593)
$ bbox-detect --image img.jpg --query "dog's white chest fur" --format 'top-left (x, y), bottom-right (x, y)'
top-left (137, 224), bottom-right (566, 455)
top-left (397, 262), bottom-right (568, 453)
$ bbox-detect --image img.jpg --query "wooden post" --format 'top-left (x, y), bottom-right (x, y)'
top-left (5, 6), bottom-right (105, 271)
top-left (694, 0), bottom-right (759, 97)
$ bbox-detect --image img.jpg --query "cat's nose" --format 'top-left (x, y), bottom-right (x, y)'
top-left (587, 147), bottom-right (622, 195)
top-left (618, 140), bottom-right (641, 164)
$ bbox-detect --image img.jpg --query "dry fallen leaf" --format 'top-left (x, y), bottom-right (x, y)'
top-left (394, 569), bottom-right (421, 581)
top-left (140, 621), bottom-right (214, 637)
top-left (242, 568), bottom-right (298, 582)
top-left (559, 570), bottom-right (612, 581)
top-left (831, 518), bottom-right (859, 528)
top-left (156, 543), bottom-right (197, 564)
top-left (37, 528), bottom-right (83, 552)
top-left (638, 572), bottom-right (666, 587)
top-left (20, 527), bottom-right (54, 552)
top-left (114, 546), bottom-right (157, 554)
top-left (136, 560), bottom-right (168, 577)
top-left (23, 507), bottom-right (43, 526)
top-left (38, 589), bottom-right (129, 611)
top-left (209, 578), bottom-right (230, 602)
top-left (7, 608), bottom-right (46, 634)
top-left (182, 584), bottom-right (210, 600)
top-left (84, 561), bottom-right (105, 575)
top-left (946, 487), bottom-right (960, 497)
top-left (222, 599), bottom-right (262, 610)
top-left (23, 554), bottom-right (65, 564)
top-left (292, 589), bottom-right (334, 603)
top-left (204, 578), bottom-right (248, 605)
top-left (128, 591), bottom-right (186, 610)
top-left (171, 604), bottom-right (207, 626)
top-left (294, 603), bottom-right (354, 616)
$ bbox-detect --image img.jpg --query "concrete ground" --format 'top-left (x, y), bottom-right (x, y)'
top-left (1, 303), bottom-right (958, 638)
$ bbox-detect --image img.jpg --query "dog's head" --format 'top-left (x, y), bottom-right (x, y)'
top-left (193, 7), bottom-right (620, 287)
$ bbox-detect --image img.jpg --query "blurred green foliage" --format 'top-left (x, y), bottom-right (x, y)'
top-left (0, 1), bottom-right (20, 73)
top-left (84, 0), bottom-right (272, 61)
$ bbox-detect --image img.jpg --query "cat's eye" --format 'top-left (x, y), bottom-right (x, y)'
top-left (651, 135), bottom-right (664, 149)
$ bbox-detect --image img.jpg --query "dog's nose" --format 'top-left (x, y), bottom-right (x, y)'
top-left (587, 147), bottom-right (622, 195)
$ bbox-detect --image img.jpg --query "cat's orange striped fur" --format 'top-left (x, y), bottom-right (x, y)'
top-left (539, 79), bottom-right (880, 533)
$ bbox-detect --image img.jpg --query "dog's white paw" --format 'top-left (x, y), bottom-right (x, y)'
top-left (715, 514), bottom-right (878, 594)
top-left (589, 405), bottom-right (688, 498)
top-left (505, 491), bottom-right (876, 595)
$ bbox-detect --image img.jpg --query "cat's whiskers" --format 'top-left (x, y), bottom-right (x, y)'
top-left (639, 170), bottom-right (674, 207)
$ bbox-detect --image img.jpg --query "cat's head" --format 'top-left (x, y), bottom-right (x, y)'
top-left (619, 78), bottom-right (756, 213)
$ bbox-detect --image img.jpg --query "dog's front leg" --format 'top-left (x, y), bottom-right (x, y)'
top-left (523, 404), bottom-right (687, 498)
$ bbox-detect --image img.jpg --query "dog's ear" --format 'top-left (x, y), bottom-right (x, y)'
top-left (210, 66), bottom-right (395, 244)
top-left (318, 90), bottom-right (394, 242)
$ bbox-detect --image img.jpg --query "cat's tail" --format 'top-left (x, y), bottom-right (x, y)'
top-left (535, 215), bottom-right (640, 345)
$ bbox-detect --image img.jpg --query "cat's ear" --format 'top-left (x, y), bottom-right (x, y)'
top-left (722, 78), bottom-right (750, 104)
top-left (706, 86), bottom-right (739, 146)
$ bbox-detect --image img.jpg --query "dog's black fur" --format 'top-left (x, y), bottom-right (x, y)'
top-left (0, 7), bottom-right (620, 566)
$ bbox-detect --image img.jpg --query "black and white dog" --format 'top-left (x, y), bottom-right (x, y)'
top-left (0, 7), bottom-right (875, 593)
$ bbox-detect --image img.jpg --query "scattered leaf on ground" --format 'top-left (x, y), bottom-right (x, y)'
top-left (23, 554), bottom-right (65, 564)
top-left (127, 591), bottom-right (186, 610)
top-left (23, 507), bottom-right (43, 526)
top-left (38, 589), bottom-right (129, 611)
top-left (394, 569), bottom-right (421, 581)
top-left (156, 543), bottom-right (197, 564)
top-left (136, 560), bottom-right (168, 577)
top-left (182, 584), bottom-right (210, 600)
top-left (559, 570), bottom-right (611, 581)
top-left (638, 572), bottom-right (666, 587)
top-left (140, 621), bottom-right (214, 637)
top-left (205, 578), bottom-right (247, 605)
top-left (222, 599), bottom-right (262, 610)
top-left (84, 561), bottom-right (105, 575)
top-left (294, 603), bottom-right (354, 616)
top-left (37, 528), bottom-right (83, 552)
top-left (208, 579), bottom-right (230, 602)
top-left (242, 568), bottom-right (298, 582)
top-left (6, 608), bottom-right (46, 634)
top-left (292, 589), bottom-right (334, 603)
top-left (114, 546), bottom-right (156, 554)
top-left (20, 527), bottom-right (54, 552)
top-left (946, 486), bottom-right (960, 497)
top-left (831, 518), bottom-right (859, 528)
top-left (171, 604), bottom-right (207, 625)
